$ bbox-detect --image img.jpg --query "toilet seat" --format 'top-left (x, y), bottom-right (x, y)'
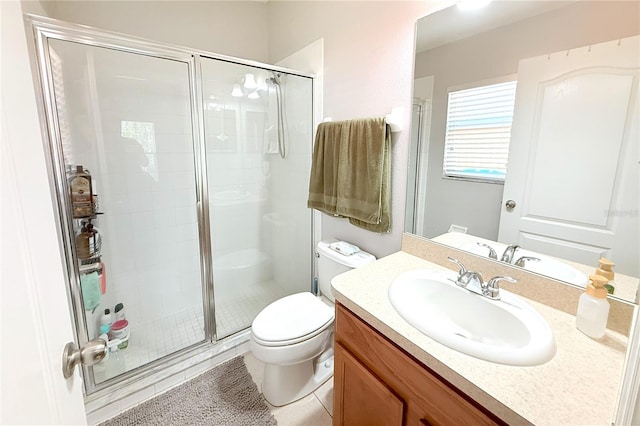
top-left (251, 292), bottom-right (334, 347)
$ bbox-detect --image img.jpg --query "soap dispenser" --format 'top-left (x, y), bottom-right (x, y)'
top-left (594, 258), bottom-right (615, 295)
top-left (576, 275), bottom-right (610, 339)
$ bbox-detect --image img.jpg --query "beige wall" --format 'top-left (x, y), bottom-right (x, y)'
top-left (49, 1), bottom-right (269, 62)
top-left (266, 1), bottom-right (451, 258)
top-left (414, 1), bottom-right (640, 242)
top-left (20, 0), bottom-right (48, 15)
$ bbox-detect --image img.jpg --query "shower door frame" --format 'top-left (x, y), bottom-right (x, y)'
top-left (27, 14), bottom-right (316, 397)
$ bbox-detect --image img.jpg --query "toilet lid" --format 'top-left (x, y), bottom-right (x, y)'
top-left (252, 292), bottom-right (334, 344)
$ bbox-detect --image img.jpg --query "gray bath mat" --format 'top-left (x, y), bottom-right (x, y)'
top-left (101, 356), bottom-right (277, 425)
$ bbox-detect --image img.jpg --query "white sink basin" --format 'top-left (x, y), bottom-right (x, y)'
top-left (460, 242), bottom-right (588, 286)
top-left (388, 269), bottom-right (556, 366)
top-left (516, 248), bottom-right (588, 285)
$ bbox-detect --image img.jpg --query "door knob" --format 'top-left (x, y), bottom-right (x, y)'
top-left (505, 200), bottom-right (516, 210)
top-left (62, 338), bottom-right (107, 379)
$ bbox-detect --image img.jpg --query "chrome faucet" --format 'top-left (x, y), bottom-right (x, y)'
top-left (514, 256), bottom-right (541, 268)
top-left (500, 244), bottom-right (520, 263)
top-left (448, 257), bottom-right (516, 300)
top-left (484, 276), bottom-right (517, 300)
top-left (476, 242), bottom-right (497, 260)
top-left (448, 257), bottom-right (483, 289)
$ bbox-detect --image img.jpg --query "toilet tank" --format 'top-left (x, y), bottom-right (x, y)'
top-left (316, 240), bottom-right (376, 302)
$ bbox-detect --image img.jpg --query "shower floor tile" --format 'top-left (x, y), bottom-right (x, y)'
top-left (93, 280), bottom-right (291, 383)
top-left (93, 306), bottom-right (205, 383)
top-left (214, 279), bottom-right (289, 339)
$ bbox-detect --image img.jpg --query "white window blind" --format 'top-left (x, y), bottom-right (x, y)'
top-left (443, 80), bottom-right (517, 182)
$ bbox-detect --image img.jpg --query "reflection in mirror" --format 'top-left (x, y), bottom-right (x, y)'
top-left (407, 1), bottom-right (639, 303)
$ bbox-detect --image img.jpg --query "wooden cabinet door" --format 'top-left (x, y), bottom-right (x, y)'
top-left (335, 304), bottom-right (506, 426)
top-left (334, 342), bottom-right (405, 426)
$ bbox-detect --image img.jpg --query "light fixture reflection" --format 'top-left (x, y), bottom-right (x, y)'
top-left (231, 84), bottom-right (243, 97)
top-left (248, 91), bottom-right (260, 99)
top-left (243, 73), bottom-right (257, 89)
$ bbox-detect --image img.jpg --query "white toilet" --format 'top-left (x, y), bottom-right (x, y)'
top-left (250, 240), bottom-right (375, 406)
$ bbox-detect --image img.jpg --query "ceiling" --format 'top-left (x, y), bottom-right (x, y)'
top-left (416, 1), bottom-right (575, 53)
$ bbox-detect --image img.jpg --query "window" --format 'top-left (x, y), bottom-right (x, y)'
top-left (443, 80), bottom-right (517, 183)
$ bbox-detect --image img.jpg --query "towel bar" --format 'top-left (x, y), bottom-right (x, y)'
top-left (322, 108), bottom-right (403, 132)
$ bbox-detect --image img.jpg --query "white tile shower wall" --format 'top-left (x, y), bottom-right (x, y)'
top-left (209, 194), bottom-right (267, 256)
top-left (205, 103), bottom-right (268, 258)
top-left (58, 45), bottom-right (204, 345)
top-left (97, 114), bottom-right (201, 332)
top-left (266, 75), bottom-right (313, 295)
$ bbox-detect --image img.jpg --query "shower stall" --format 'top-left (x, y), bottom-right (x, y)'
top-left (29, 16), bottom-right (314, 394)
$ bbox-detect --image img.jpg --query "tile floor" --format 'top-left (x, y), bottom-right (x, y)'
top-left (243, 352), bottom-right (334, 426)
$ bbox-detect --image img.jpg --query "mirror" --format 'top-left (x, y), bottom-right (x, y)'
top-left (407, 1), bottom-right (639, 303)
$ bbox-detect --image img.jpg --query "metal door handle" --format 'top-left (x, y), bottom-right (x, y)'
top-left (505, 200), bottom-right (516, 210)
top-left (62, 338), bottom-right (107, 378)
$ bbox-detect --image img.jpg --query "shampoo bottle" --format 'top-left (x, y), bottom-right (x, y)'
top-left (75, 221), bottom-right (98, 259)
top-left (70, 165), bottom-right (94, 218)
top-left (594, 258), bottom-right (615, 295)
top-left (100, 308), bottom-right (113, 333)
top-left (576, 275), bottom-right (610, 339)
top-left (114, 303), bottom-right (125, 321)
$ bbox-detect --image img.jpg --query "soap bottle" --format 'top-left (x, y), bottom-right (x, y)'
top-left (75, 220), bottom-right (98, 259)
top-left (70, 165), bottom-right (94, 218)
top-left (576, 275), bottom-right (610, 339)
top-left (594, 258), bottom-right (615, 295)
top-left (114, 303), bottom-right (125, 321)
top-left (75, 222), bottom-right (91, 259)
top-left (100, 308), bottom-right (113, 333)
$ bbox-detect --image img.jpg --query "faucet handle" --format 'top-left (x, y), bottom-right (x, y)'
top-left (514, 256), bottom-right (541, 267)
top-left (447, 256), bottom-right (467, 278)
top-left (485, 276), bottom-right (517, 300)
top-left (476, 242), bottom-right (497, 259)
top-left (500, 244), bottom-right (521, 263)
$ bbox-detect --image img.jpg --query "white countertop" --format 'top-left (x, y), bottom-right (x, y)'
top-left (331, 251), bottom-right (628, 426)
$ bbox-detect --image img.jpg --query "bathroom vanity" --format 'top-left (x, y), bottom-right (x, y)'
top-left (331, 246), bottom-right (629, 425)
top-left (334, 303), bottom-right (504, 425)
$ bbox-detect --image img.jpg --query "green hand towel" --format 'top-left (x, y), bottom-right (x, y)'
top-left (348, 122), bottom-right (391, 233)
top-left (307, 121), bottom-right (344, 217)
top-left (81, 272), bottom-right (101, 312)
top-left (307, 117), bottom-right (391, 233)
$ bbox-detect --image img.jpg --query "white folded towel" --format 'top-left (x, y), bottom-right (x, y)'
top-left (329, 241), bottom-right (360, 256)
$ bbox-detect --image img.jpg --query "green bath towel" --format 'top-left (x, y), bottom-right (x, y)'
top-left (81, 271), bottom-right (101, 312)
top-left (307, 117), bottom-right (391, 233)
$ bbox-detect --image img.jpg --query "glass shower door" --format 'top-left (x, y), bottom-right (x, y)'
top-left (200, 58), bottom-right (314, 339)
top-left (44, 38), bottom-right (207, 386)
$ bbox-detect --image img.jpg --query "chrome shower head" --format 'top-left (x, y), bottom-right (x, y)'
top-left (266, 72), bottom-right (282, 86)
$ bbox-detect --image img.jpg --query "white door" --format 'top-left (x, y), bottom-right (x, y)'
top-left (1, 1), bottom-right (87, 424)
top-left (498, 35), bottom-right (639, 276)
